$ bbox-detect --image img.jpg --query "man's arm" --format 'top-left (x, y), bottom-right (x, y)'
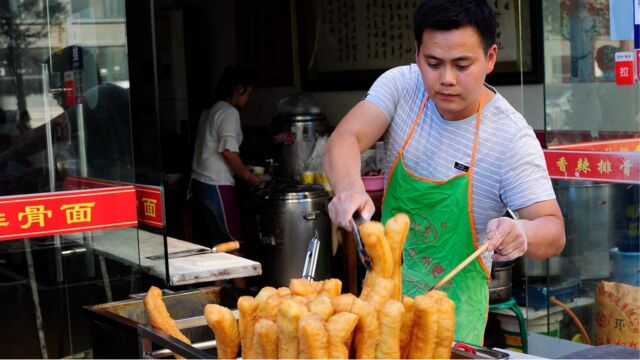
top-left (324, 101), bottom-right (389, 229)
top-left (221, 150), bottom-right (263, 186)
top-left (486, 199), bottom-right (566, 261)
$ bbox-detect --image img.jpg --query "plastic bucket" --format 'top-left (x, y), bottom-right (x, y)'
top-left (610, 247), bottom-right (640, 286)
top-left (497, 312), bottom-right (562, 351)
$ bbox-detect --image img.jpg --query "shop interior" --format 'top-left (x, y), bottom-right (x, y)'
top-left (0, 0), bottom-right (638, 358)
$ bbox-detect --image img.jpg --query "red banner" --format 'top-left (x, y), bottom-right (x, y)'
top-left (549, 138), bottom-right (640, 152)
top-left (544, 150), bottom-right (640, 184)
top-left (63, 176), bottom-right (163, 228)
top-left (0, 187), bottom-right (137, 242)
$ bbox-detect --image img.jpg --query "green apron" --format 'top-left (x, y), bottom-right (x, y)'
top-left (381, 95), bottom-right (490, 345)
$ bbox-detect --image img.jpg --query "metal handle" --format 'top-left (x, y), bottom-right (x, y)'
top-left (303, 211), bottom-right (319, 220)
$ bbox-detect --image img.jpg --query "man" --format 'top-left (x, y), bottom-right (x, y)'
top-left (324, 0), bottom-right (565, 344)
top-left (191, 66), bottom-right (263, 249)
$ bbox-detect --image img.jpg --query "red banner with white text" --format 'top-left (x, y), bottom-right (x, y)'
top-left (0, 187), bottom-right (137, 242)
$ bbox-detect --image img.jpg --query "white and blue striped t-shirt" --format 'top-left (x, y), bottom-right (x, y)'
top-left (365, 64), bottom-right (555, 269)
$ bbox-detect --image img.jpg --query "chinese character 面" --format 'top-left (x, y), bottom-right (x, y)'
top-left (18, 205), bottom-right (53, 229)
top-left (0, 213), bottom-right (9, 227)
top-left (576, 158), bottom-right (591, 173)
top-left (597, 159), bottom-right (612, 174)
top-left (556, 157), bottom-right (568, 173)
top-left (142, 198), bottom-right (157, 217)
top-left (60, 202), bottom-right (95, 224)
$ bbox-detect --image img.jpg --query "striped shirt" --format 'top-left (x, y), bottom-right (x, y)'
top-left (365, 64), bottom-right (555, 268)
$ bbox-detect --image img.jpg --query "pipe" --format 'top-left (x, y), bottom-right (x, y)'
top-left (549, 296), bottom-right (591, 345)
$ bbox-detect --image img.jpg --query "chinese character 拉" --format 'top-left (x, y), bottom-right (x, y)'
top-left (60, 202), bottom-right (95, 224)
top-left (142, 198), bottom-right (157, 217)
top-left (18, 205), bottom-right (52, 229)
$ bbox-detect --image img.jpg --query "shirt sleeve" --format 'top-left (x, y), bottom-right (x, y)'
top-left (363, 65), bottom-right (412, 123)
top-left (216, 107), bottom-right (241, 153)
top-left (500, 126), bottom-right (556, 211)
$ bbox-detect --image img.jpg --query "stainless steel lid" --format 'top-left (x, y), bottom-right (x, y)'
top-left (258, 180), bottom-right (328, 201)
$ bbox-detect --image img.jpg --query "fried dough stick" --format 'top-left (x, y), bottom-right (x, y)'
top-left (290, 278), bottom-right (318, 297)
top-left (276, 299), bottom-right (306, 359)
top-left (365, 277), bottom-right (394, 312)
top-left (308, 294), bottom-right (334, 321)
top-left (253, 319), bottom-right (278, 359)
top-left (385, 213), bottom-right (410, 300)
top-left (376, 300), bottom-right (405, 359)
top-left (400, 296), bottom-right (415, 358)
top-left (203, 304), bottom-right (240, 360)
top-left (237, 296), bottom-right (257, 358)
top-left (409, 294), bottom-right (439, 359)
top-left (143, 286), bottom-right (191, 359)
top-left (327, 312), bottom-right (359, 359)
top-left (298, 313), bottom-right (329, 359)
top-left (320, 278), bottom-right (343, 298)
top-left (331, 293), bottom-right (357, 313)
top-left (350, 298), bottom-right (380, 359)
top-left (359, 221), bottom-right (393, 299)
top-left (432, 292), bottom-right (456, 359)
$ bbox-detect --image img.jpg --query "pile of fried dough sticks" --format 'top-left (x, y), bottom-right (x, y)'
top-left (144, 213), bottom-right (456, 359)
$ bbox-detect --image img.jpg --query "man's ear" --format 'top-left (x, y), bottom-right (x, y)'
top-left (485, 44), bottom-right (498, 74)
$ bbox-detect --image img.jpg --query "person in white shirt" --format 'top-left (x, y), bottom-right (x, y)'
top-left (191, 66), bottom-right (263, 248)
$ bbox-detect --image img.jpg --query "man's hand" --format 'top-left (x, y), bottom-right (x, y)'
top-left (327, 189), bottom-right (375, 230)
top-left (486, 217), bottom-right (528, 261)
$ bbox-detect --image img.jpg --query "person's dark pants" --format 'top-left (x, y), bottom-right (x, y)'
top-left (190, 179), bottom-right (242, 248)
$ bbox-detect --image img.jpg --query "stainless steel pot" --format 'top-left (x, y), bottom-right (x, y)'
top-left (277, 114), bottom-right (327, 180)
top-left (553, 181), bottom-right (628, 280)
top-left (489, 261), bottom-right (513, 303)
top-left (253, 181), bottom-right (331, 287)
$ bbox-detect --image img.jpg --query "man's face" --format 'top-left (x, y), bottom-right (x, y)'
top-left (415, 26), bottom-right (497, 120)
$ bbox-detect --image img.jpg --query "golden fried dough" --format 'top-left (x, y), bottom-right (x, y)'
top-left (277, 287), bottom-right (292, 297)
top-left (257, 294), bottom-right (281, 322)
top-left (375, 300), bottom-right (405, 359)
top-left (203, 304), bottom-right (239, 360)
top-left (307, 294), bottom-right (334, 321)
top-left (276, 299), bottom-right (305, 359)
top-left (400, 295), bottom-right (415, 358)
top-left (331, 293), bottom-right (357, 313)
top-left (409, 294), bottom-right (439, 359)
top-left (298, 313), bottom-right (329, 359)
top-left (365, 277), bottom-right (394, 312)
top-left (432, 292), bottom-right (456, 359)
top-left (385, 213), bottom-right (410, 300)
top-left (143, 286), bottom-right (191, 359)
top-left (319, 278), bottom-right (343, 298)
top-left (360, 221), bottom-right (393, 279)
top-left (253, 319), bottom-right (278, 359)
top-left (327, 312), bottom-right (359, 359)
top-left (237, 296), bottom-right (257, 359)
top-left (350, 298), bottom-right (380, 359)
top-left (289, 278), bottom-right (317, 297)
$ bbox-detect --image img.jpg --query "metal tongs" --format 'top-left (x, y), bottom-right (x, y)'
top-left (302, 230), bottom-right (320, 281)
top-left (350, 213), bottom-right (372, 270)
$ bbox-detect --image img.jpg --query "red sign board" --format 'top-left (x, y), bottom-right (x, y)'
top-left (544, 150), bottom-right (640, 184)
top-left (549, 138), bottom-right (640, 152)
top-left (0, 187), bottom-right (137, 242)
top-left (615, 52), bottom-right (634, 86)
top-left (62, 176), bottom-right (163, 228)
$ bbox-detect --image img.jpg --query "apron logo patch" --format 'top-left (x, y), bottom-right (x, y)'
top-left (454, 161), bottom-right (470, 172)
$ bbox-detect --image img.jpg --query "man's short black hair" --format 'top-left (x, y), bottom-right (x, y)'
top-left (414, 0), bottom-right (497, 53)
top-left (214, 65), bottom-right (256, 101)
